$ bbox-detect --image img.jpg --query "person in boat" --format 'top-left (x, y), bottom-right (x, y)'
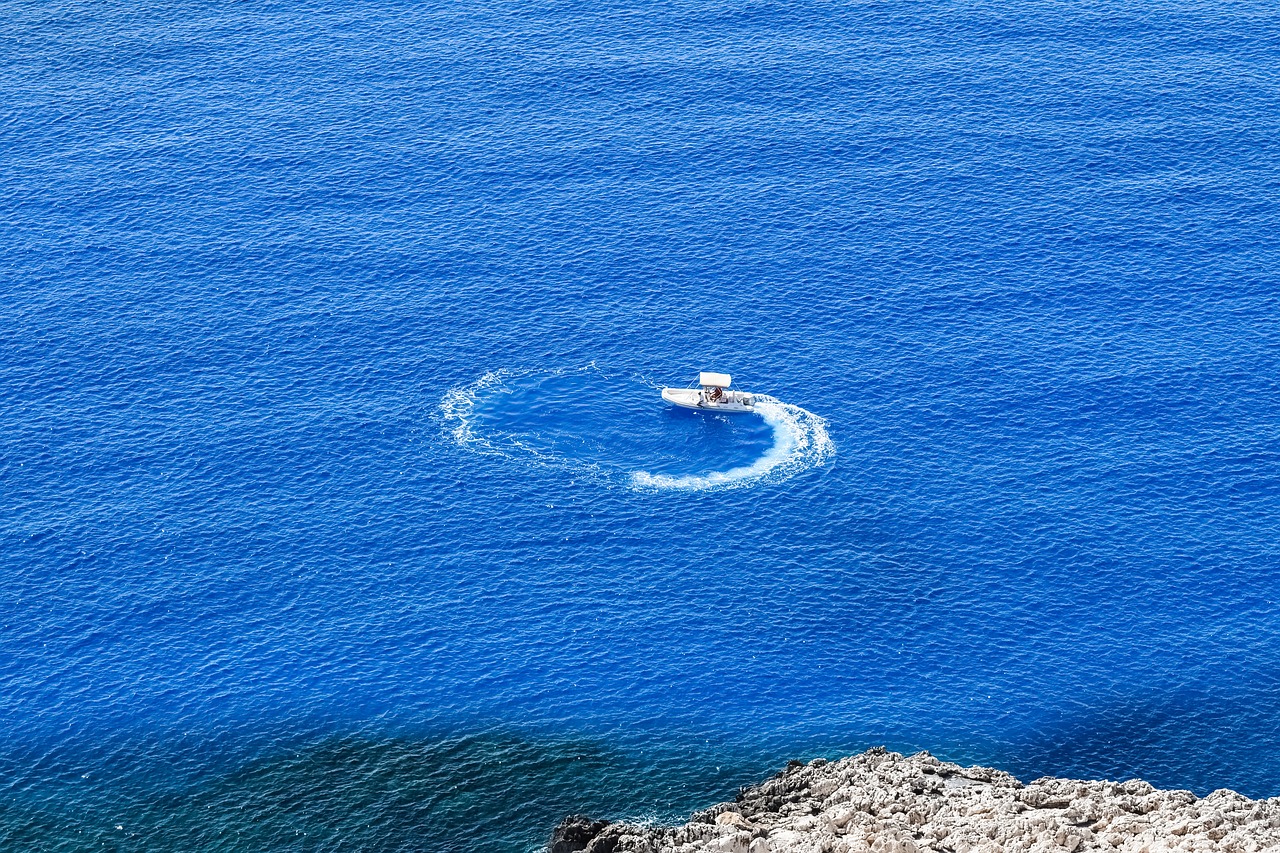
top-left (707, 386), bottom-right (724, 402)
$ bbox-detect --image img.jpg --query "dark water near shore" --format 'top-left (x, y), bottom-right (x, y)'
top-left (4, 0), bottom-right (1280, 849)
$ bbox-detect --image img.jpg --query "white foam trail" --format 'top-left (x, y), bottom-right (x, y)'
top-left (629, 398), bottom-right (834, 492)
top-left (439, 366), bottom-right (609, 477)
top-left (439, 368), bottom-right (511, 453)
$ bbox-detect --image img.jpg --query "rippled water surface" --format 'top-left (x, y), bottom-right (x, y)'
top-left (4, 0), bottom-right (1280, 849)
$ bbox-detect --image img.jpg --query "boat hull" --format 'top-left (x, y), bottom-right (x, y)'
top-left (661, 387), bottom-right (758, 414)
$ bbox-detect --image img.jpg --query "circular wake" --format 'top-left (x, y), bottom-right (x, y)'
top-left (628, 397), bottom-right (834, 491)
top-left (440, 367), bottom-right (834, 491)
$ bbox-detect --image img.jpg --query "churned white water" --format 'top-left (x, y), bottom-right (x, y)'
top-left (629, 399), bottom-right (834, 491)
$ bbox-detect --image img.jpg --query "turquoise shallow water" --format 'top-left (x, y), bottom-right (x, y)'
top-left (3, 0), bottom-right (1280, 849)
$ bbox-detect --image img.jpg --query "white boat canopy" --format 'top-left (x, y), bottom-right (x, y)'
top-left (699, 371), bottom-right (732, 387)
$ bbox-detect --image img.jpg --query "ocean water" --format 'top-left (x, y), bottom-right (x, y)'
top-left (3, 0), bottom-right (1280, 849)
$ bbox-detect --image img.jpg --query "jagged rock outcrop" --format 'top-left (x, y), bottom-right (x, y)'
top-left (549, 748), bottom-right (1280, 853)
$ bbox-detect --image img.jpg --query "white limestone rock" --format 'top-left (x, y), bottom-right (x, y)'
top-left (549, 748), bottom-right (1280, 853)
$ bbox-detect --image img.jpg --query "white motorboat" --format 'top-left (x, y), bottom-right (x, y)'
top-left (661, 372), bottom-right (759, 414)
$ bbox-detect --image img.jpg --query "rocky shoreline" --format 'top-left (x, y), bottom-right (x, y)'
top-left (549, 748), bottom-right (1280, 853)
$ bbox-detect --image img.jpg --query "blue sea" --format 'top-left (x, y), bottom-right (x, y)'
top-left (4, 0), bottom-right (1280, 849)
